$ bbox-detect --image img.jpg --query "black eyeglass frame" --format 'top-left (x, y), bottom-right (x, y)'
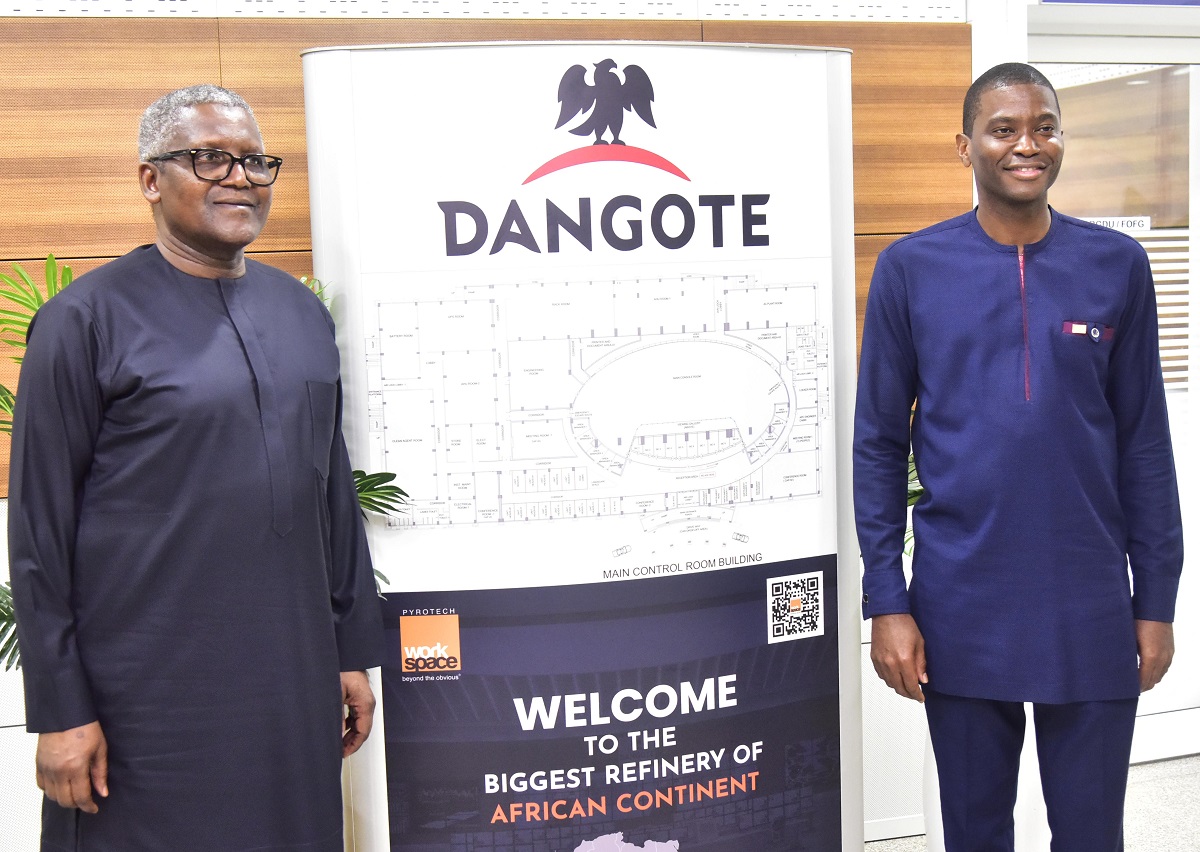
top-left (148, 148), bottom-right (284, 186)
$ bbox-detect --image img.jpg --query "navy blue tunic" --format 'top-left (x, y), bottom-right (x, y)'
top-left (854, 210), bottom-right (1183, 703)
top-left (9, 246), bottom-right (384, 850)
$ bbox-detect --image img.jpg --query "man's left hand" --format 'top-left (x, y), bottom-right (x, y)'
top-left (340, 670), bottom-right (376, 757)
top-left (1135, 619), bottom-right (1174, 692)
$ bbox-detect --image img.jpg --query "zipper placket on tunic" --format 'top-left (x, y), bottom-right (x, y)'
top-left (1018, 250), bottom-right (1031, 401)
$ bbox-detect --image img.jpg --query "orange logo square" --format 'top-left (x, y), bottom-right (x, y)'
top-left (399, 613), bottom-right (462, 673)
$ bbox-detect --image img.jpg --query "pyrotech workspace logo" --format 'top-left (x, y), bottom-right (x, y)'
top-left (524, 59), bottom-right (690, 185)
top-left (399, 613), bottom-right (463, 673)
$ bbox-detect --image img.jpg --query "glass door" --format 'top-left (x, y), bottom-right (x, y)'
top-left (1035, 58), bottom-right (1197, 733)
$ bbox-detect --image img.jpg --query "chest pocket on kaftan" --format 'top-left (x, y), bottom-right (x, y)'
top-left (1054, 319), bottom-right (1116, 385)
top-left (307, 380), bottom-right (338, 478)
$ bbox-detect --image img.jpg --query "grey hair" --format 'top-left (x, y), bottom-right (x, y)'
top-left (138, 85), bottom-right (258, 161)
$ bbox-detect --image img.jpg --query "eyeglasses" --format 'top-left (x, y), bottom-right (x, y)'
top-left (149, 148), bottom-right (283, 186)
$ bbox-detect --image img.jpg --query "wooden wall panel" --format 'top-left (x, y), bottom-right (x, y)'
top-left (854, 234), bottom-right (895, 363)
top-left (0, 17), bottom-right (972, 258)
top-left (0, 20), bottom-right (223, 259)
top-left (703, 21), bottom-right (973, 237)
top-left (0, 18), bottom-right (973, 255)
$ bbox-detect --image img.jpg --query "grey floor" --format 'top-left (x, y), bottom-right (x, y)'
top-left (864, 754), bottom-right (1200, 851)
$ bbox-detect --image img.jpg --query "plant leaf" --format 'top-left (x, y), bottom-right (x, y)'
top-left (0, 581), bottom-right (19, 671)
top-left (14, 263), bottom-right (46, 311)
top-left (906, 452), bottom-right (925, 507)
top-left (45, 256), bottom-right (58, 299)
top-left (353, 470), bottom-right (388, 487)
top-left (353, 469), bottom-right (409, 518)
top-left (0, 270), bottom-right (43, 313)
top-left (301, 276), bottom-right (330, 308)
top-left (0, 256), bottom-right (74, 359)
top-left (0, 384), bottom-right (15, 434)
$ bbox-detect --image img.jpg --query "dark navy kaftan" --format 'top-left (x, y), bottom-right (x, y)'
top-left (9, 245), bottom-right (384, 851)
top-left (854, 210), bottom-right (1183, 704)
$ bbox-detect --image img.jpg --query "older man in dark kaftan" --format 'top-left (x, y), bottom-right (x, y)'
top-left (9, 85), bottom-right (385, 851)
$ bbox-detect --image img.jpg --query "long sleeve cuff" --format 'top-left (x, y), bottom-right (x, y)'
top-left (335, 597), bottom-right (386, 672)
top-left (1131, 572), bottom-right (1180, 623)
top-left (860, 567), bottom-right (910, 620)
top-left (22, 666), bottom-right (98, 734)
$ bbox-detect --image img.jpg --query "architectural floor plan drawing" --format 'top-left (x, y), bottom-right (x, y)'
top-left (363, 272), bottom-right (832, 550)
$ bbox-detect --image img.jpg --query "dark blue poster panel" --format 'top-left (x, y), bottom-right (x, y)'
top-left (381, 555), bottom-right (840, 851)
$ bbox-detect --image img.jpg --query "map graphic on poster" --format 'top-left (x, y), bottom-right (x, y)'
top-left (364, 273), bottom-right (830, 535)
top-left (576, 835), bottom-right (678, 851)
top-left (303, 41), bottom-right (852, 589)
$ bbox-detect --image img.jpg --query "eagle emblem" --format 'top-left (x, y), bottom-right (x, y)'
top-left (555, 59), bottom-right (656, 146)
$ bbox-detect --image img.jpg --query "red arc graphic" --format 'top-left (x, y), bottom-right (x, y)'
top-left (523, 146), bottom-right (690, 184)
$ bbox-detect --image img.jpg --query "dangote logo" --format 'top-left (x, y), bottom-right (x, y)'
top-left (523, 59), bottom-right (689, 184)
top-left (438, 58), bottom-right (769, 257)
top-left (557, 59), bottom-right (656, 146)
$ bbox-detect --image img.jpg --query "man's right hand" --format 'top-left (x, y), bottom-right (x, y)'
top-left (36, 721), bottom-right (109, 813)
top-left (870, 613), bottom-right (929, 702)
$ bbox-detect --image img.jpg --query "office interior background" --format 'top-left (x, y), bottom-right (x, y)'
top-left (0, 0), bottom-right (1194, 848)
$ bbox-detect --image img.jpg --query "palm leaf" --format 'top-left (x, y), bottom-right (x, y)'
top-left (906, 453), bottom-right (925, 507)
top-left (0, 581), bottom-right (19, 671)
top-left (904, 452), bottom-right (923, 556)
top-left (0, 255), bottom-right (73, 355)
top-left (0, 272), bottom-right (41, 349)
top-left (353, 469), bottom-right (409, 518)
top-left (0, 267), bottom-right (43, 311)
top-left (352, 469), bottom-right (407, 592)
top-left (0, 383), bottom-right (15, 435)
top-left (301, 276), bottom-right (330, 308)
top-left (46, 254), bottom-right (71, 299)
top-left (0, 305), bottom-right (40, 321)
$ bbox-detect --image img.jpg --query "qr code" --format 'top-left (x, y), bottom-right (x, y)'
top-left (767, 572), bottom-right (823, 643)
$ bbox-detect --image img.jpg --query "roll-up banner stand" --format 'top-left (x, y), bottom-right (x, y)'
top-left (303, 42), bottom-right (862, 852)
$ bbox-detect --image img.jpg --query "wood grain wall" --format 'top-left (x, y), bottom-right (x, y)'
top-left (0, 18), bottom-right (974, 490)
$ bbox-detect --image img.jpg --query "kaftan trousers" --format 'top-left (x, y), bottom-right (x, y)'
top-left (924, 688), bottom-right (1138, 852)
